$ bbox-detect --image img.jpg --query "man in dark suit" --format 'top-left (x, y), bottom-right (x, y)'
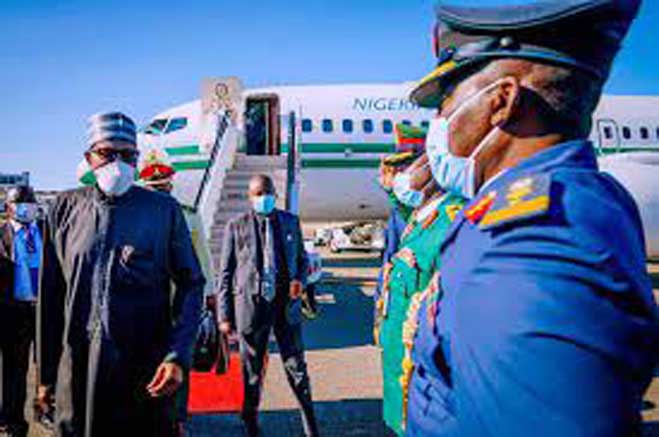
top-left (0, 186), bottom-right (43, 437)
top-left (216, 174), bottom-right (318, 437)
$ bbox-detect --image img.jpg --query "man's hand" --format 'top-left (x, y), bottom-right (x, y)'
top-left (290, 279), bottom-right (303, 299)
top-left (219, 321), bottom-right (232, 335)
top-left (378, 160), bottom-right (396, 190)
top-left (36, 385), bottom-right (54, 412)
top-left (147, 362), bottom-right (183, 398)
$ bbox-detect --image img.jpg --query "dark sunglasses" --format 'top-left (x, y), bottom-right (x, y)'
top-left (90, 148), bottom-right (140, 164)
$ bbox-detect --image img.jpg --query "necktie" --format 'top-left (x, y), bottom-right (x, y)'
top-left (262, 217), bottom-right (277, 302)
top-left (25, 225), bottom-right (36, 254)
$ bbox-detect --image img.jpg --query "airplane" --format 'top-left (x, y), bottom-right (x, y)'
top-left (136, 83), bottom-right (659, 258)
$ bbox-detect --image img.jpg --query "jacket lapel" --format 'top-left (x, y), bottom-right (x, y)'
top-left (246, 211), bottom-right (259, 267)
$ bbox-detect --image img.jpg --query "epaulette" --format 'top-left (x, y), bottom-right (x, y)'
top-left (444, 202), bottom-right (464, 222)
top-left (478, 174), bottom-right (552, 230)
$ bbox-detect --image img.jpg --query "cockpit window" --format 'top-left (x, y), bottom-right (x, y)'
top-left (141, 117), bottom-right (188, 135)
top-left (142, 119), bottom-right (168, 135)
top-left (166, 117), bottom-right (188, 133)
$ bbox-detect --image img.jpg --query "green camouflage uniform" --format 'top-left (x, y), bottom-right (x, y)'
top-left (378, 192), bottom-right (465, 435)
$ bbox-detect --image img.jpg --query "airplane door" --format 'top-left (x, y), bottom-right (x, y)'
top-left (596, 119), bottom-right (620, 154)
top-left (245, 95), bottom-right (281, 155)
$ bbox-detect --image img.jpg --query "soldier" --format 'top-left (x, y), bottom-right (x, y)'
top-left (377, 150), bottom-right (465, 435)
top-left (374, 125), bottom-right (427, 325)
top-left (406, 1), bottom-right (659, 436)
top-left (38, 112), bottom-right (205, 437)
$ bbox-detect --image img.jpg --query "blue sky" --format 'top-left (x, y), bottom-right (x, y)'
top-left (2, 0), bottom-right (658, 189)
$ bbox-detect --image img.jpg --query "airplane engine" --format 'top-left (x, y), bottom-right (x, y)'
top-left (598, 153), bottom-right (659, 259)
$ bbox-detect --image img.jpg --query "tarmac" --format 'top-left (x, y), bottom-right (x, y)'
top-left (22, 252), bottom-right (659, 437)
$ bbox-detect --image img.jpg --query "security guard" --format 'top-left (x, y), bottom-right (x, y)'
top-left (406, 1), bottom-right (659, 436)
top-left (378, 150), bottom-right (465, 436)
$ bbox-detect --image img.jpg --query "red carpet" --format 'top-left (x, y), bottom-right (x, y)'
top-left (188, 353), bottom-right (244, 414)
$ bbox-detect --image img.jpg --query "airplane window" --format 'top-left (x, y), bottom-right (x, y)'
top-left (322, 119), bottom-right (333, 133)
top-left (363, 119), bottom-right (374, 134)
top-left (165, 117), bottom-right (188, 133)
top-left (603, 127), bottom-right (612, 140)
top-left (382, 120), bottom-right (393, 134)
top-left (342, 119), bottom-right (353, 133)
top-left (622, 126), bottom-right (631, 140)
top-left (421, 120), bottom-right (430, 129)
top-left (142, 118), bottom-right (168, 135)
top-left (302, 119), bottom-right (313, 133)
top-left (640, 127), bottom-right (649, 140)
top-left (402, 120), bottom-right (412, 126)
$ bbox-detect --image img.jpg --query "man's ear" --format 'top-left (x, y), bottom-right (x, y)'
top-left (489, 76), bottom-right (520, 127)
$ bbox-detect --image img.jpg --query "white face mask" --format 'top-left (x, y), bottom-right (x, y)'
top-left (425, 81), bottom-right (503, 199)
top-left (94, 161), bottom-right (135, 196)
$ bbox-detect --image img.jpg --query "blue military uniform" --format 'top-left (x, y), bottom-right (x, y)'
top-left (407, 140), bottom-right (659, 436)
top-left (406, 1), bottom-right (659, 436)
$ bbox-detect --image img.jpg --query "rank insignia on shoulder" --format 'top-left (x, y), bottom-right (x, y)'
top-left (444, 203), bottom-right (464, 222)
top-left (465, 191), bottom-right (496, 224)
top-left (479, 174), bottom-right (551, 230)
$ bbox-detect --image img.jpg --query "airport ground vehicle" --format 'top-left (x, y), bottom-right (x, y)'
top-left (325, 222), bottom-right (385, 254)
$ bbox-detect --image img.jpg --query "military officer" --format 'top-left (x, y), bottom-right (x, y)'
top-left (374, 125), bottom-right (428, 312)
top-left (405, 1), bottom-right (659, 436)
top-left (378, 150), bottom-right (465, 435)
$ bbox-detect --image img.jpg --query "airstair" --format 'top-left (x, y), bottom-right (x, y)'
top-left (193, 79), bottom-right (301, 277)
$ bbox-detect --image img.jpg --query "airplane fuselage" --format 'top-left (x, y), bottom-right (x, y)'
top-left (138, 83), bottom-right (659, 257)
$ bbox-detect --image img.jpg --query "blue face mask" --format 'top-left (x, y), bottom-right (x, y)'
top-left (252, 194), bottom-right (276, 215)
top-left (393, 172), bottom-right (424, 208)
top-left (426, 81), bottom-right (502, 199)
top-left (14, 203), bottom-right (38, 224)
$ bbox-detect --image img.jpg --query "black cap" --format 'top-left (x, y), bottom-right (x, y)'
top-left (6, 186), bottom-right (36, 204)
top-left (410, 0), bottom-right (642, 108)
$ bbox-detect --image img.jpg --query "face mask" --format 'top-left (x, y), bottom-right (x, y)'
top-left (252, 194), bottom-right (276, 215)
top-left (426, 81), bottom-right (502, 199)
top-left (94, 160), bottom-right (135, 196)
top-left (14, 203), bottom-right (38, 224)
top-left (76, 158), bottom-right (96, 186)
top-left (393, 172), bottom-right (424, 208)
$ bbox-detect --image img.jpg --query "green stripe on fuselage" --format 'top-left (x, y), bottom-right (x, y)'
top-left (172, 160), bottom-right (210, 171)
top-left (281, 143), bottom-right (394, 154)
top-left (596, 147), bottom-right (659, 155)
top-left (165, 145), bottom-right (201, 156)
top-left (170, 157), bottom-right (378, 171)
top-left (301, 158), bottom-right (380, 169)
